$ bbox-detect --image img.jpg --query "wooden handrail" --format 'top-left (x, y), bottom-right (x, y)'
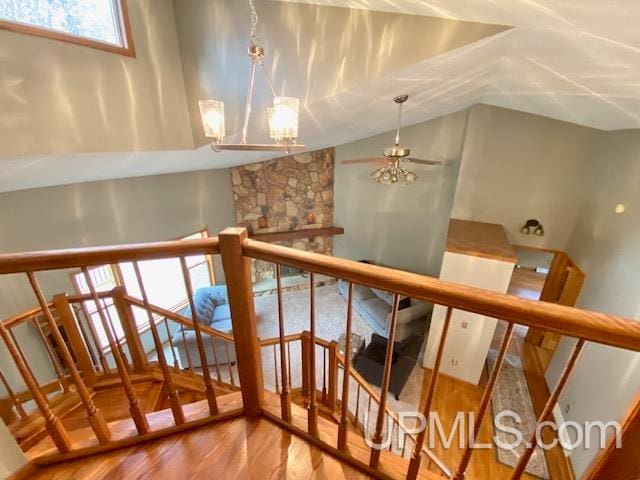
top-left (123, 295), bottom-right (235, 343)
top-left (335, 353), bottom-right (451, 477)
top-left (2, 305), bottom-right (48, 328)
top-left (242, 239), bottom-right (640, 352)
top-left (0, 237), bottom-right (220, 274)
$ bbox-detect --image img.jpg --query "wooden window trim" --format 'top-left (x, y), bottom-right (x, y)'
top-left (0, 0), bottom-right (136, 58)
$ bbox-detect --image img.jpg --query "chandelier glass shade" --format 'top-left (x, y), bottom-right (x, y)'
top-left (198, 0), bottom-right (304, 154)
top-left (370, 162), bottom-right (419, 185)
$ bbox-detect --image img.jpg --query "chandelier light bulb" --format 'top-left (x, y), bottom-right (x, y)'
top-left (198, 100), bottom-right (225, 142)
top-left (268, 97), bottom-right (299, 144)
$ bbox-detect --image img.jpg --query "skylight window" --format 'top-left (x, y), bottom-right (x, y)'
top-left (0, 0), bottom-right (134, 56)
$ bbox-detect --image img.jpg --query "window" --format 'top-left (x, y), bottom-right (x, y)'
top-left (0, 0), bottom-right (134, 56)
top-left (72, 230), bottom-right (215, 349)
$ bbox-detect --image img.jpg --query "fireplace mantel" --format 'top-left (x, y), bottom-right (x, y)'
top-left (248, 227), bottom-right (344, 243)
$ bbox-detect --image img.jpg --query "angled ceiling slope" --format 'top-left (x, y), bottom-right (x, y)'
top-left (280, 0), bottom-right (640, 130)
top-left (0, 0), bottom-right (508, 193)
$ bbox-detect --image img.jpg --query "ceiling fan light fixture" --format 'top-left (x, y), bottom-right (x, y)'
top-left (370, 164), bottom-right (419, 185)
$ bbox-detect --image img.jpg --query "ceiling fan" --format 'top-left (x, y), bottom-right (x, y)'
top-left (340, 94), bottom-right (443, 184)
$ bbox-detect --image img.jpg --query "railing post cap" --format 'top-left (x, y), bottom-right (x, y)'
top-left (219, 227), bottom-right (248, 238)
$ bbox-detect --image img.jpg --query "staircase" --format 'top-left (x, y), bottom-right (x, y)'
top-left (0, 227), bottom-right (639, 479)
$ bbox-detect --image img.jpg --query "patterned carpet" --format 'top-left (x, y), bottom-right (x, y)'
top-left (253, 284), bottom-right (425, 418)
top-left (487, 350), bottom-right (550, 479)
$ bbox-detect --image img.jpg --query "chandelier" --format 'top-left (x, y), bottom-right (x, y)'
top-left (370, 160), bottom-right (418, 185)
top-left (198, 0), bottom-right (305, 154)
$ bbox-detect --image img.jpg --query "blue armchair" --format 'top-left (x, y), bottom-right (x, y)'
top-left (172, 286), bottom-right (236, 368)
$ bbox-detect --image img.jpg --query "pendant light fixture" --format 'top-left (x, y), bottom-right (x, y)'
top-left (199, 0), bottom-right (305, 154)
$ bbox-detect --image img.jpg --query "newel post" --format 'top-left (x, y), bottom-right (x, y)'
top-left (218, 227), bottom-right (264, 416)
top-left (52, 294), bottom-right (98, 386)
top-left (112, 287), bottom-right (147, 373)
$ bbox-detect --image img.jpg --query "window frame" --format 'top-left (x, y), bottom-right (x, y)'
top-left (70, 228), bottom-right (215, 351)
top-left (0, 0), bottom-right (136, 57)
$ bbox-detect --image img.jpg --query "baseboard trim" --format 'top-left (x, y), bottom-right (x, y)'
top-left (6, 462), bottom-right (37, 480)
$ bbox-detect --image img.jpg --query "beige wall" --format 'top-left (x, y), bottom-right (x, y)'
top-left (0, 0), bottom-right (193, 156)
top-left (0, 168), bottom-right (235, 391)
top-left (173, 0), bottom-right (506, 148)
top-left (545, 129), bottom-right (640, 478)
top-left (452, 104), bottom-right (602, 250)
top-left (334, 110), bottom-right (468, 276)
top-left (0, 421), bottom-right (26, 480)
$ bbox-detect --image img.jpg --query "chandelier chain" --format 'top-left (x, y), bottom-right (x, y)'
top-left (248, 0), bottom-right (259, 44)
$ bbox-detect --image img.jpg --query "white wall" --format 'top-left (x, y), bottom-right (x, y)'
top-left (334, 110), bottom-right (468, 276)
top-left (545, 129), bottom-right (640, 478)
top-left (452, 104), bottom-right (602, 250)
top-left (0, 0), bottom-right (193, 156)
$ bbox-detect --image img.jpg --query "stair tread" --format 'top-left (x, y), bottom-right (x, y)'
top-left (26, 391), bottom-right (243, 460)
top-left (263, 391), bottom-right (440, 480)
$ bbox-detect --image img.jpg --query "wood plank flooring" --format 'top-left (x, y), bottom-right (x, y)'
top-left (417, 322), bottom-right (574, 480)
top-left (30, 416), bottom-right (371, 479)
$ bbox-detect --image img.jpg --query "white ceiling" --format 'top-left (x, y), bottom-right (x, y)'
top-left (279, 0), bottom-right (640, 129)
top-left (2, 0), bottom-right (640, 193)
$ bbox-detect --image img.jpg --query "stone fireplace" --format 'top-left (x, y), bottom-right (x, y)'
top-left (231, 147), bottom-right (335, 282)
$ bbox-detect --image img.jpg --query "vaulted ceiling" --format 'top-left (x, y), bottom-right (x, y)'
top-left (1, 0), bottom-right (639, 193)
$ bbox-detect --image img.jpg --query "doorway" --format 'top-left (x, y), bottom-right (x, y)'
top-left (507, 245), bottom-right (586, 370)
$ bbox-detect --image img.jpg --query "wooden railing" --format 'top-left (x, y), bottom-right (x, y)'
top-left (0, 227), bottom-right (638, 480)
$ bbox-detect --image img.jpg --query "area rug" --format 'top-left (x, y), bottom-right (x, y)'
top-left (253, 285), bottom-right (423, 411)
top-left (487, 350), bottom-right (550, 479)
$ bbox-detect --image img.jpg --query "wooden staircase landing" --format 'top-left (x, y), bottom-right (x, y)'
top-left (29, 414), bottom-right (370, 479)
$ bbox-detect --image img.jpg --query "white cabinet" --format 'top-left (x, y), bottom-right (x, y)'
top-left (423, 220), bottom-right (516, 385)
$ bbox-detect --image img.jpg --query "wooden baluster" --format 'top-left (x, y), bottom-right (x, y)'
top-left (178, 324), bottom-right (195, 375)
top-left (301, 331), bottom-right (311, 400)
top-left (53, 295), bottom-right (98, 386)
top-left (355, 383), bottom-right (361, 422)
top-left (0, 320), bottom-right (72, 453)
top-left (82, 267), bottom-right (149, 435)
top-left (0, 368), bottom-right (27, 419)
top-left (273, 344), bottom-right (280, 394)
top-left (369, 293), bottom-right (400, 468)
top-left (322, 346), bottom-right (327, 403)
top-left (338, 282), bottom-right (355, 450)
top-left (407, 306), bottom-right (453, 479)
top-left (77, 299), bottom-right (110, 373)
top-left (453, 322), bottom-right (515, 479)
top-left (180, 257), bottom-right (218, 416)
top-left (111, 288), bottom-right (147, 373)
top-left (308, 272), bottom-right (319, 436)
top-left (27, 272), bottom-right (111, 445)
top-left (162, 318), bottom-right (180, 373)
top-left (287, 341), bottom-right (292, 388)
top-left (208, 335), bottom-right (223, 384)
top-left (510, 338), bottom-right (586, 480)
top-left (327, 340), bottom-right (338, 411)
top-left (103, 299), bottom-right (131, 371)
top-left (275, 265), bottom-right (292, 421)
top-left (32, 318), bottom-right (69, 392)
top-left (219, 227), bottom-right (264, 416)
top-left (225, 342), bottom-right (235, 387)
top-left (132, 262), bottom-right (185, 424)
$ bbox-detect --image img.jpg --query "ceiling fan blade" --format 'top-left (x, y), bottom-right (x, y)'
top-left (340, 157), bottom-right (387, 165)
top-left (404, 158), bottom-right (443, 166)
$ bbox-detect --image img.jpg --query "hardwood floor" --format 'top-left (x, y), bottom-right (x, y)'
top-left (507, 268), bottom-right (547, 301)
top-left (30, 416), bottom-right (371, 479)
top-left (416, 322), bottom-right (573, 480)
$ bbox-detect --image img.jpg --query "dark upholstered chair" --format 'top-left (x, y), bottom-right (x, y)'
top-left (354, 333), bottom-right (418, 400)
